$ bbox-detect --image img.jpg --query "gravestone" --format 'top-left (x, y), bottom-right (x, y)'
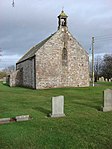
top-left (0, 118), bottom-right (10, 124)
top-left (50, 96), bottom-right (65, 117)
top-left (105, 78), bottom-right (108, 82)
top-left (102, 89), bottom-right (112, 112)
top-left (99, 77), bottom-right (101, 81)
top-left (16, 115), bottom-right (30, 121)
top-left (101, 77), bottom-right (104, 82)
top-left (3, 77), bottom-right (6, 84)
top-left (109, 79), bottom-right (111, 82)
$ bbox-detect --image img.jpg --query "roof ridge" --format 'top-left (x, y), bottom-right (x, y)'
top-left (17, 33), bottom-right (55, 64)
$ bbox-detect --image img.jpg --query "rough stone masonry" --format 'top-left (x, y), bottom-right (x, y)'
top-left (9, 10), bottom-right (89, 89)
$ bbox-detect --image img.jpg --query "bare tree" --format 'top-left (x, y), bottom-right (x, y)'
top-left (100, 54), bottom-right (112, 80)
top-left (89, 56), bottom-right (103, 81)
top-left (12, 0), bottom-right (15, 7)
top-left (0, 71), bottom-right (7, 79)
top-left (94, 56), bottom-right (102, 81)
top-left (3, 65), bottom-right (16, 74)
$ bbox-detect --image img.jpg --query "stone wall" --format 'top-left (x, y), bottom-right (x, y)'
top-left (16, 58), bottom-right (35, 88)
top-left (9, 70), bottom-right (22, 87)
top-left (35, 27), bottom-right (89, 89)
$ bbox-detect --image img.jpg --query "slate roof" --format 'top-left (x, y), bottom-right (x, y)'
top-left (17, 33), bottom-right (55, 64)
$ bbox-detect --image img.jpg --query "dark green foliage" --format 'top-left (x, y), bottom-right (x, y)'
top-left (0, 82), bottom-right (112, 149)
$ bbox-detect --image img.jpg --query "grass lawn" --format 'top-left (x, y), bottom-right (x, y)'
top-left (0, 82), bottom-right (112, 149)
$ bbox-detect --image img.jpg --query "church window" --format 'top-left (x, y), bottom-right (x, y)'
top-left (62, 47), bottom-right (68, 66)
top-left (62, 48), bottom-right (67, 60)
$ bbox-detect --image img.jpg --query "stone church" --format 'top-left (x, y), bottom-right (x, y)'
top-left (9, 11), bottom-right (89, 89)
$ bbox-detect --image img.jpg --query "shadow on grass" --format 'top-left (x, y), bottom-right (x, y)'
top-left (74, 101), bottom-right (101, 111)
top-left (2, 83), bottom-right (10, 87)
top-left (33, 107), bottom-right (51, 116)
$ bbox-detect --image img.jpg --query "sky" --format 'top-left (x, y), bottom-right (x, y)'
top-left (0, 0), bottom-right (112, 70)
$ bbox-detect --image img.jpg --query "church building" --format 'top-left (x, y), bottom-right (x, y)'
top-left (10, 11), bottom-right (89, 89)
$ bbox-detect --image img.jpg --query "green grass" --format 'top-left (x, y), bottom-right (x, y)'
top-left (0, 82), bottom-right (112, 149)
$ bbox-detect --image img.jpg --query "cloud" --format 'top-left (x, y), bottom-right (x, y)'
top-left (0, 54), bottom-right (21, 70)
top-left (0, 0), bottom-right (112, 69)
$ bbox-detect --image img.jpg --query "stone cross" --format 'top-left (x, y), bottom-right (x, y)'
top-left (102, 89), bottom-right (112, 112)
top-left (50, 96), bottom-right (65, 117)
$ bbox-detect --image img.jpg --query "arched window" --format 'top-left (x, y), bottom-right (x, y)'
top-left (62, 48), bottom-right (68, 66)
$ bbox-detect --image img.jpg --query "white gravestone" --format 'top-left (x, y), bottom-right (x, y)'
top-left (102, 89), bottom-right (112, 112)
top-left (99, 77), bottom-right (101, 81)
top-left (109, 79), bottom-right (111, 82)
top-left (0, 118), bottom-right (10, 124)
top-left (101, 77), bottom-right (104, 82)
top-left (3, 77), bottom-right (6, 84)
top-left (105, 78), bottom-right (108, 82)
top-left (16, 115), bottom-right (30, 121)
top-left (50, 96), bottom-right (65, 117)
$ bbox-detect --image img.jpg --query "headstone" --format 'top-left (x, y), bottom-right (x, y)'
top-left (99, 77), bottom-right (101, 81)
top-left (102, 89), bottom-right (112, 112)
top-left (105, 78), bottom-right (108, 82)
top-left (0, 118), bottom-right (10, 124)
top-left (3, 77), bottom-right (6, 84)
top-left (101, 77), bottom-right (104, 82)
top-left (109, 79), bottom-right (111, 82)
top-left (16, 115), bottom-right (30, 121)
top-left (50, 96), bottom-right (65, 117)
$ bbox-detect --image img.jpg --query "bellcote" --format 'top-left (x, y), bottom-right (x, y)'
top-left (58, 10), bottom-right (68, 29)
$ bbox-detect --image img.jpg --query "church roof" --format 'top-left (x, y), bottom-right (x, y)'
top-left (17, 33), bottom-right (55, 64)
top-left (58, 10), bottom-right (68, 18)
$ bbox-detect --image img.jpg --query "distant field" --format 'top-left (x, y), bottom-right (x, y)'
top-left (0, 82), bottom-right (112, 149)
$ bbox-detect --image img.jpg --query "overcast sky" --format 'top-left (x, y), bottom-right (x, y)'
top-left (0, 0), bottom-right (112, 70)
